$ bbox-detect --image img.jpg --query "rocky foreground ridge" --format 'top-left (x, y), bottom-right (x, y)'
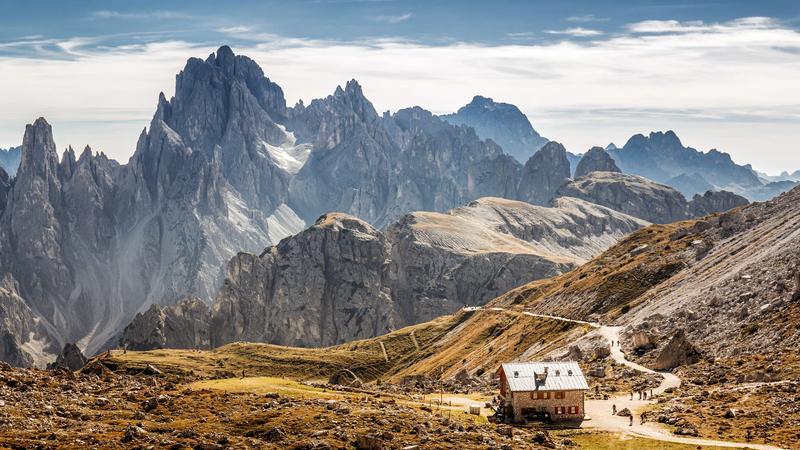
top-left (123, 196), bottom-right (646, 349)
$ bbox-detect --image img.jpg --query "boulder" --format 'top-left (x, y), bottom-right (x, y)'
top-left (632, 331), bottom-right (656, 352)
top-left (587, 366), bottom-right (606, 378)
top-left (356, 434), bottom-right (385, 450)
top-left (654, 330), bottom-right (701, 370)
top-left (565, 345), bottom-right (583, 361)
top-left (594, 346), bottom-right (611, 359)
top-left (616, 408), bottom-right (631, 417)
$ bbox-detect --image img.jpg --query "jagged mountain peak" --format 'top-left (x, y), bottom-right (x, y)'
top-left (442, 96), bottom-right (547, 163)
top-left (19, 117), bottom-right (59, 181)
top-left (535, 140), bottom-right (568, 157)
top-left (574, 146), bottom-right (621, 178)
top-left (78, 145), bottom-right (93, 161)
top-left (648, 130), bottom-right (683, 148)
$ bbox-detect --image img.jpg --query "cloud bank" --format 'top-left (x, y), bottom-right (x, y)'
top-left (0, 17), bottom-right (798, 173)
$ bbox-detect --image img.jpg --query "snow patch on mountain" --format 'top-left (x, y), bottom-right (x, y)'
top-left (261, 125), bottom-right (312, 174)
top-left (266, 203), bottom-right (305, 243)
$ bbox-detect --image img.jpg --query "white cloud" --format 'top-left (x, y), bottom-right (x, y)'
top-left (565, 14), bottom-right (609, 23)
top-left (544, 27), bottom-right (603, 37)
top-left (216, 26), bottom-right (254, 34)
top-left (627, 16), bottom-right (777, 34)
top-left (89, 10), bottom-right (191, 20)
top-left (1, 16), bottom-right (799, 173)
top-left (373, 13), bottom-right (413, 24)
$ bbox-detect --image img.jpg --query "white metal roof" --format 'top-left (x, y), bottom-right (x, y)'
top-left (501, 361), bottom-right (589, 392)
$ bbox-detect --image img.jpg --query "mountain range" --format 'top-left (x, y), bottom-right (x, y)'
top-left (0, 45), bottom-right (788, 367)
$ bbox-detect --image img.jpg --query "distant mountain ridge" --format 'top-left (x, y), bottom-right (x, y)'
top-left (441, 95), bottom-right (549, 164)
top-left (607, 131), bottom-right (796, 200)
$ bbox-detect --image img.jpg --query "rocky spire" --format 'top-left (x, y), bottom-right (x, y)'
top-left (15, 118), bottom-right (61, 200)
top-left (516, 141), bottom-right (571, 206)
top-left (574, 146), bottom-right (621, 178)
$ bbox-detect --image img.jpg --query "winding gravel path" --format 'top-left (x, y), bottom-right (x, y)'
top-left (464, 306), bottom-right (786, 449)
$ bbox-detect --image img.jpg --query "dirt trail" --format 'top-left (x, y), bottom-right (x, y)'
top-left (463, 306), bottom-right (786, 450)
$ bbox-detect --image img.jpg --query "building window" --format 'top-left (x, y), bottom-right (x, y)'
top-left (555, 391), bottom-right (565, 399)
top-left (567, 406), bottom-right (580, 414)
top-left (535, 391), bottom-right (550, 400)
top-left (555, 406), bottom-right (564, 415)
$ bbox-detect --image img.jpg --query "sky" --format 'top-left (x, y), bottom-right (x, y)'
top-left (0, 0), bottom-right (798, 174)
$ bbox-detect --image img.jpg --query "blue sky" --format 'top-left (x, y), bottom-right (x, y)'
top-left (0, 0), bottom-right (798, 172)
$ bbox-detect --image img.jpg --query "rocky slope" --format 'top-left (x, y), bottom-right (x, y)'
top-left (483, 184), bottom-right (800, 366)
top-left (556, 171), bottom-right (748, 224)
top-left (440, 95), bottom-right (549, 163)
top-left (127, 197), bottom-right (645, 349)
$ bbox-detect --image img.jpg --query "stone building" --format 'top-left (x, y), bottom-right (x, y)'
top-left (496, 361), bottom-right (588, 425)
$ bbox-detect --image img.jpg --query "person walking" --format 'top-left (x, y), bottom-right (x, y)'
top-left (630, 391), bottom-right (633, 400)
top-left (612, 404), bottom-right (617, 415)
top-left (629, 415), bottom-right (633, 426)
top-left (643, 391), bottom-right (648, 400)
top-left (638, 391), bottom-right (642, 400)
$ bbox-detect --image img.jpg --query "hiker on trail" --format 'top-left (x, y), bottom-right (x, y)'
top-left (643, 391), bottom-right (648, 400)
top-left (630, 391), bottom-right (633, 400)
top-left (638, 391), bottom-right (642, 400)
top-left (629, 415), bottom-right (633, 426)
top-left (650, 388), bottom-right (654, 398)
top-left (640, 412), bottom-right (647, 424)
top-left (612, 404), bottom-right (617, 415)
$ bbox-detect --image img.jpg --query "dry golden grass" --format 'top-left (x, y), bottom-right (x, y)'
top-left (491, 220), bottom-right (699, 319)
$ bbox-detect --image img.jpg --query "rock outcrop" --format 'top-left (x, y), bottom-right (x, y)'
top-left (211, 213), bottom-right (397, 347)
top-left (516, 142), bottom-right (572, 206)
top-left (47, 343), bottom-right (87, 371)
top-left (574, 147), bottom-right (621, 178)
top-left (555, 172), bottom-right (690, 223)
top-left (687, 190), bottom-right (749, 218)
top-left (440, 95), bottom-right (548, 163)
top-left (654, 330), bottom-right (701, 370)
top-left (555, 171), bottom-right (748, 223)
top-left (205, 197), bottom-right (645, 348)
top-left (121, 298), bottom-right (210, 351)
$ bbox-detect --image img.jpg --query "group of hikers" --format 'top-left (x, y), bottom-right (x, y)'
top-left (612, 404), bottom-right (649, 426)
top-left (630, 388), bottom-right (653, 400)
